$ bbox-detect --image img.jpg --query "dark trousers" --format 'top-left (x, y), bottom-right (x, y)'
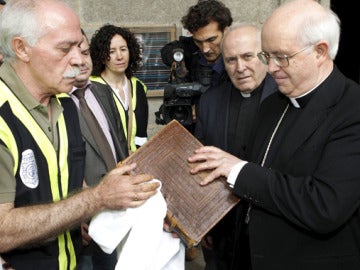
top-left (77, 241), bottom-right (117, 270)
top-left (202, 202), bottom-right (251, 270)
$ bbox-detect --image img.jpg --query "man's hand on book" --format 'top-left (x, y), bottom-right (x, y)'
top-left (188, 146), bottom-right (241, 185)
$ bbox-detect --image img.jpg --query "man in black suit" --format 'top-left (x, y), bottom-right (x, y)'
top-left (189, 0), bottom-right (360, 269)
top-left (195, 23), bottom-right (277, 270)
top-left (160, 0), bottom-right (233, 135)
top-left (161, 0), bottom-right (232, 89)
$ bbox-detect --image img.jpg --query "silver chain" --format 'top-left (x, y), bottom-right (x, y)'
top-left (245, 103), bottom-right (290, 224)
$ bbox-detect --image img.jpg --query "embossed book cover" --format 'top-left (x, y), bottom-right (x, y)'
top-left (119, 120), bottom-right (239, 247)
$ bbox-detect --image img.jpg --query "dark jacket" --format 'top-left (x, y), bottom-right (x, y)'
top-left (194, 73), bottom-right (278, 269)
top-left (195, 73), bottom-right (277, 152)
top-left (161, 36), bottom-right (229, 134)
top-left (79, 81), bottom-right (128, 186)
top-left (236, 67), bottom-right (360, 269)
top-left (161, 36), bottom-right (228, 87)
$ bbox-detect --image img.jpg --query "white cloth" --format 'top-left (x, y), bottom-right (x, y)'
top-left (89, 179), bottom-right (185, 270)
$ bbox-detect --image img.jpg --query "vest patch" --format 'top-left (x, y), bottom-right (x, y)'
top-left (20, 149), bottom-right (39, 188)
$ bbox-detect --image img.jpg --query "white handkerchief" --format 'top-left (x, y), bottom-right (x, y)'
top-left (89, 179), bottom-right (185, 270)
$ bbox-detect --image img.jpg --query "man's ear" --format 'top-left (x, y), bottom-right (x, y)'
top-left (314, 41), bottom-right (328, 60)
top-left (12, 37), bottom-right (31, 62)
top-left (312, 41), bottom-right (330, 67)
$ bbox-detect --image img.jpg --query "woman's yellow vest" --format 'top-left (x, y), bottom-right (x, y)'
top-left (90, 76), bottom-right (147, 152)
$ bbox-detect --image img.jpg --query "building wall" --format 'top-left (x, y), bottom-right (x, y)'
top-left (65, 0), bottom-right (329, 138)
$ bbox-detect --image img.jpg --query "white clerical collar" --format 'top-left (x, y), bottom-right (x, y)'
top-left (289, 97), bottom-right (300, 108)
top-left (241, 92), bottom-right (251, 98)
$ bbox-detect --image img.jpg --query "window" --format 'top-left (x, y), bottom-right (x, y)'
top-left (130, 26), bottom-right (176, 97)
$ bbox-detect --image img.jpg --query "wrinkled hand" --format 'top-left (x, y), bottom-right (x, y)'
top-left (188, 146), bottom-right (241, 185)
top-left (93, 163), bottom-right (160, 210)
top-left (81, 222), bottom-right (92, 246)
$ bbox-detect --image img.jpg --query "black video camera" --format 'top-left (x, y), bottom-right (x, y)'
top-left (155, 48), bottom-right (208, 126)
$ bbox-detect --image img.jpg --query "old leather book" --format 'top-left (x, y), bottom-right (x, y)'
top-left (118, 120), bottom-right (240, 247)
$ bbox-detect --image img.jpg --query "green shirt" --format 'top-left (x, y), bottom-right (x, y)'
top-left (0, 62), bottom-right (63, 203)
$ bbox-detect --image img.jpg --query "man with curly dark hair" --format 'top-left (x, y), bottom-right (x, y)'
top-left (160, 0), bottom-right (232, 263)
top-left (90, 24), bottom-right (149, 153)
top-left (160, 0), bottom-right (232, 133)
top-left (180, 0), bottom-right (232, 65)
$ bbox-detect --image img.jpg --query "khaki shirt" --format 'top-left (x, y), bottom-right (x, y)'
top-left (0, 62), bottom-right (63, 203)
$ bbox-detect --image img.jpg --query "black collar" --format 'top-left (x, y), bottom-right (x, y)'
top-left (289, 90), bottom-right (316, 108)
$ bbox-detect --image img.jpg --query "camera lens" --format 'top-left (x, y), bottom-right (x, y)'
top-left (164, 103), bottom-right (192, 126)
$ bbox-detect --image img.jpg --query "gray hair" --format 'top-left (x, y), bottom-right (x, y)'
top-left (0, 0), bottom-right (48, 62)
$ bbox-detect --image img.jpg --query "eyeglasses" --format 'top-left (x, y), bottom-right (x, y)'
top-left (257, 45), bottom-right (313, 67)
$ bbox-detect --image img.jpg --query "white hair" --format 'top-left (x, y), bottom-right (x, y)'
top-left (297, 7), bottom-right (340, 60)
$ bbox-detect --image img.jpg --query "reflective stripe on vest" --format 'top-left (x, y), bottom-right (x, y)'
top-left (0, 116), bottom-right (19, 174)
top-left (0, 81), bottom-right (76, 270)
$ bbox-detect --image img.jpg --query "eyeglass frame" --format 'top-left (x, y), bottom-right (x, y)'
top-left (257, 45), bottom-right (313, 67)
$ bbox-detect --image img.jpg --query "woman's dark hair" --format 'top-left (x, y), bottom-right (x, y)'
top-left (90, 24), bottom-right (142, 78)
top-left (181, 0), bottom-right (233, 33)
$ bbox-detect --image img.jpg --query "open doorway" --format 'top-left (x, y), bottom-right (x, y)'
top-left (331, 1), bottom-right (359, 83)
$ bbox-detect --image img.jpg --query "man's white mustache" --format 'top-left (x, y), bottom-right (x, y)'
top-left (63, 67), bottom-right (81, 78)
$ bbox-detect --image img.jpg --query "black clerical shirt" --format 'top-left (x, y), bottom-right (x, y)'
top-left (227, 83), bottom-right (263, 158)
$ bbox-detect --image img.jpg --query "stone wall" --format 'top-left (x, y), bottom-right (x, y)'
top-left (64, 0), bottom-right (329, 138)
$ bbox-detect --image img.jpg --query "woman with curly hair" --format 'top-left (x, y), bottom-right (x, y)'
top-left (90, 24), bottom-right (148, 153)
